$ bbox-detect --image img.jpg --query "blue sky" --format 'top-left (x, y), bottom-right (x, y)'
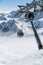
top-left (0, 0), bottom-right (32, 12)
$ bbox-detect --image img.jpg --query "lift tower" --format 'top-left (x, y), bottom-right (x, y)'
top-left (15, 0), bottom-right (43, 49)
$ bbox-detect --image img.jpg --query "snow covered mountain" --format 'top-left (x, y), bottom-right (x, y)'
top-left (0, 12), bottom-right (7, 16)
top-left (0, 19), bottom-right (20, 33)
top-left (7, 10), bottom-right (19, 18)
top-left (0, 15), bottom-right (7, 21)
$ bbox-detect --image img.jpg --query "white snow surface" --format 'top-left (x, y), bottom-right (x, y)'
top-left (0, 11), bottom-right (43, 65)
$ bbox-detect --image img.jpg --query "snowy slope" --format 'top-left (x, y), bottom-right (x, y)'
top-left (0, 10), bottom-right (43, 65)
top-left (7, 50), bottom-right (43, 65)
top-left (0, 33), bottom-right (38, 65)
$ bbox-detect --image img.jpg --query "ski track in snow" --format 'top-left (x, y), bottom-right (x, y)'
top-left (7, 50), bottom-right (43, 65)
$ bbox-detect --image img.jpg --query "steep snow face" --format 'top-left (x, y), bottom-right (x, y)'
top-left (0, 19), bottom-right (18, 32)
top-left (10, 11), bottom-right (16, 14)
top-left (0, 22), bottom-right (9, 32)
top-left (7, 10), bottom-right (19, 18)
top-left (0, 16), bottom-right (7, 21)
top-left (7, 20), bottom-right (17, 32)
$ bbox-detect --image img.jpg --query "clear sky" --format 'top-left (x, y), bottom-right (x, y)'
top-left (0, 0), bottom-right (32, 12)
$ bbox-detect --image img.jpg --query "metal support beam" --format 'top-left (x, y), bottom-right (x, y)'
top-left (30, 21), bottom-right (43, 49)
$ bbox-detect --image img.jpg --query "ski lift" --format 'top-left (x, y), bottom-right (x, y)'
top-left (25, 12), bottom-right (34, 22)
